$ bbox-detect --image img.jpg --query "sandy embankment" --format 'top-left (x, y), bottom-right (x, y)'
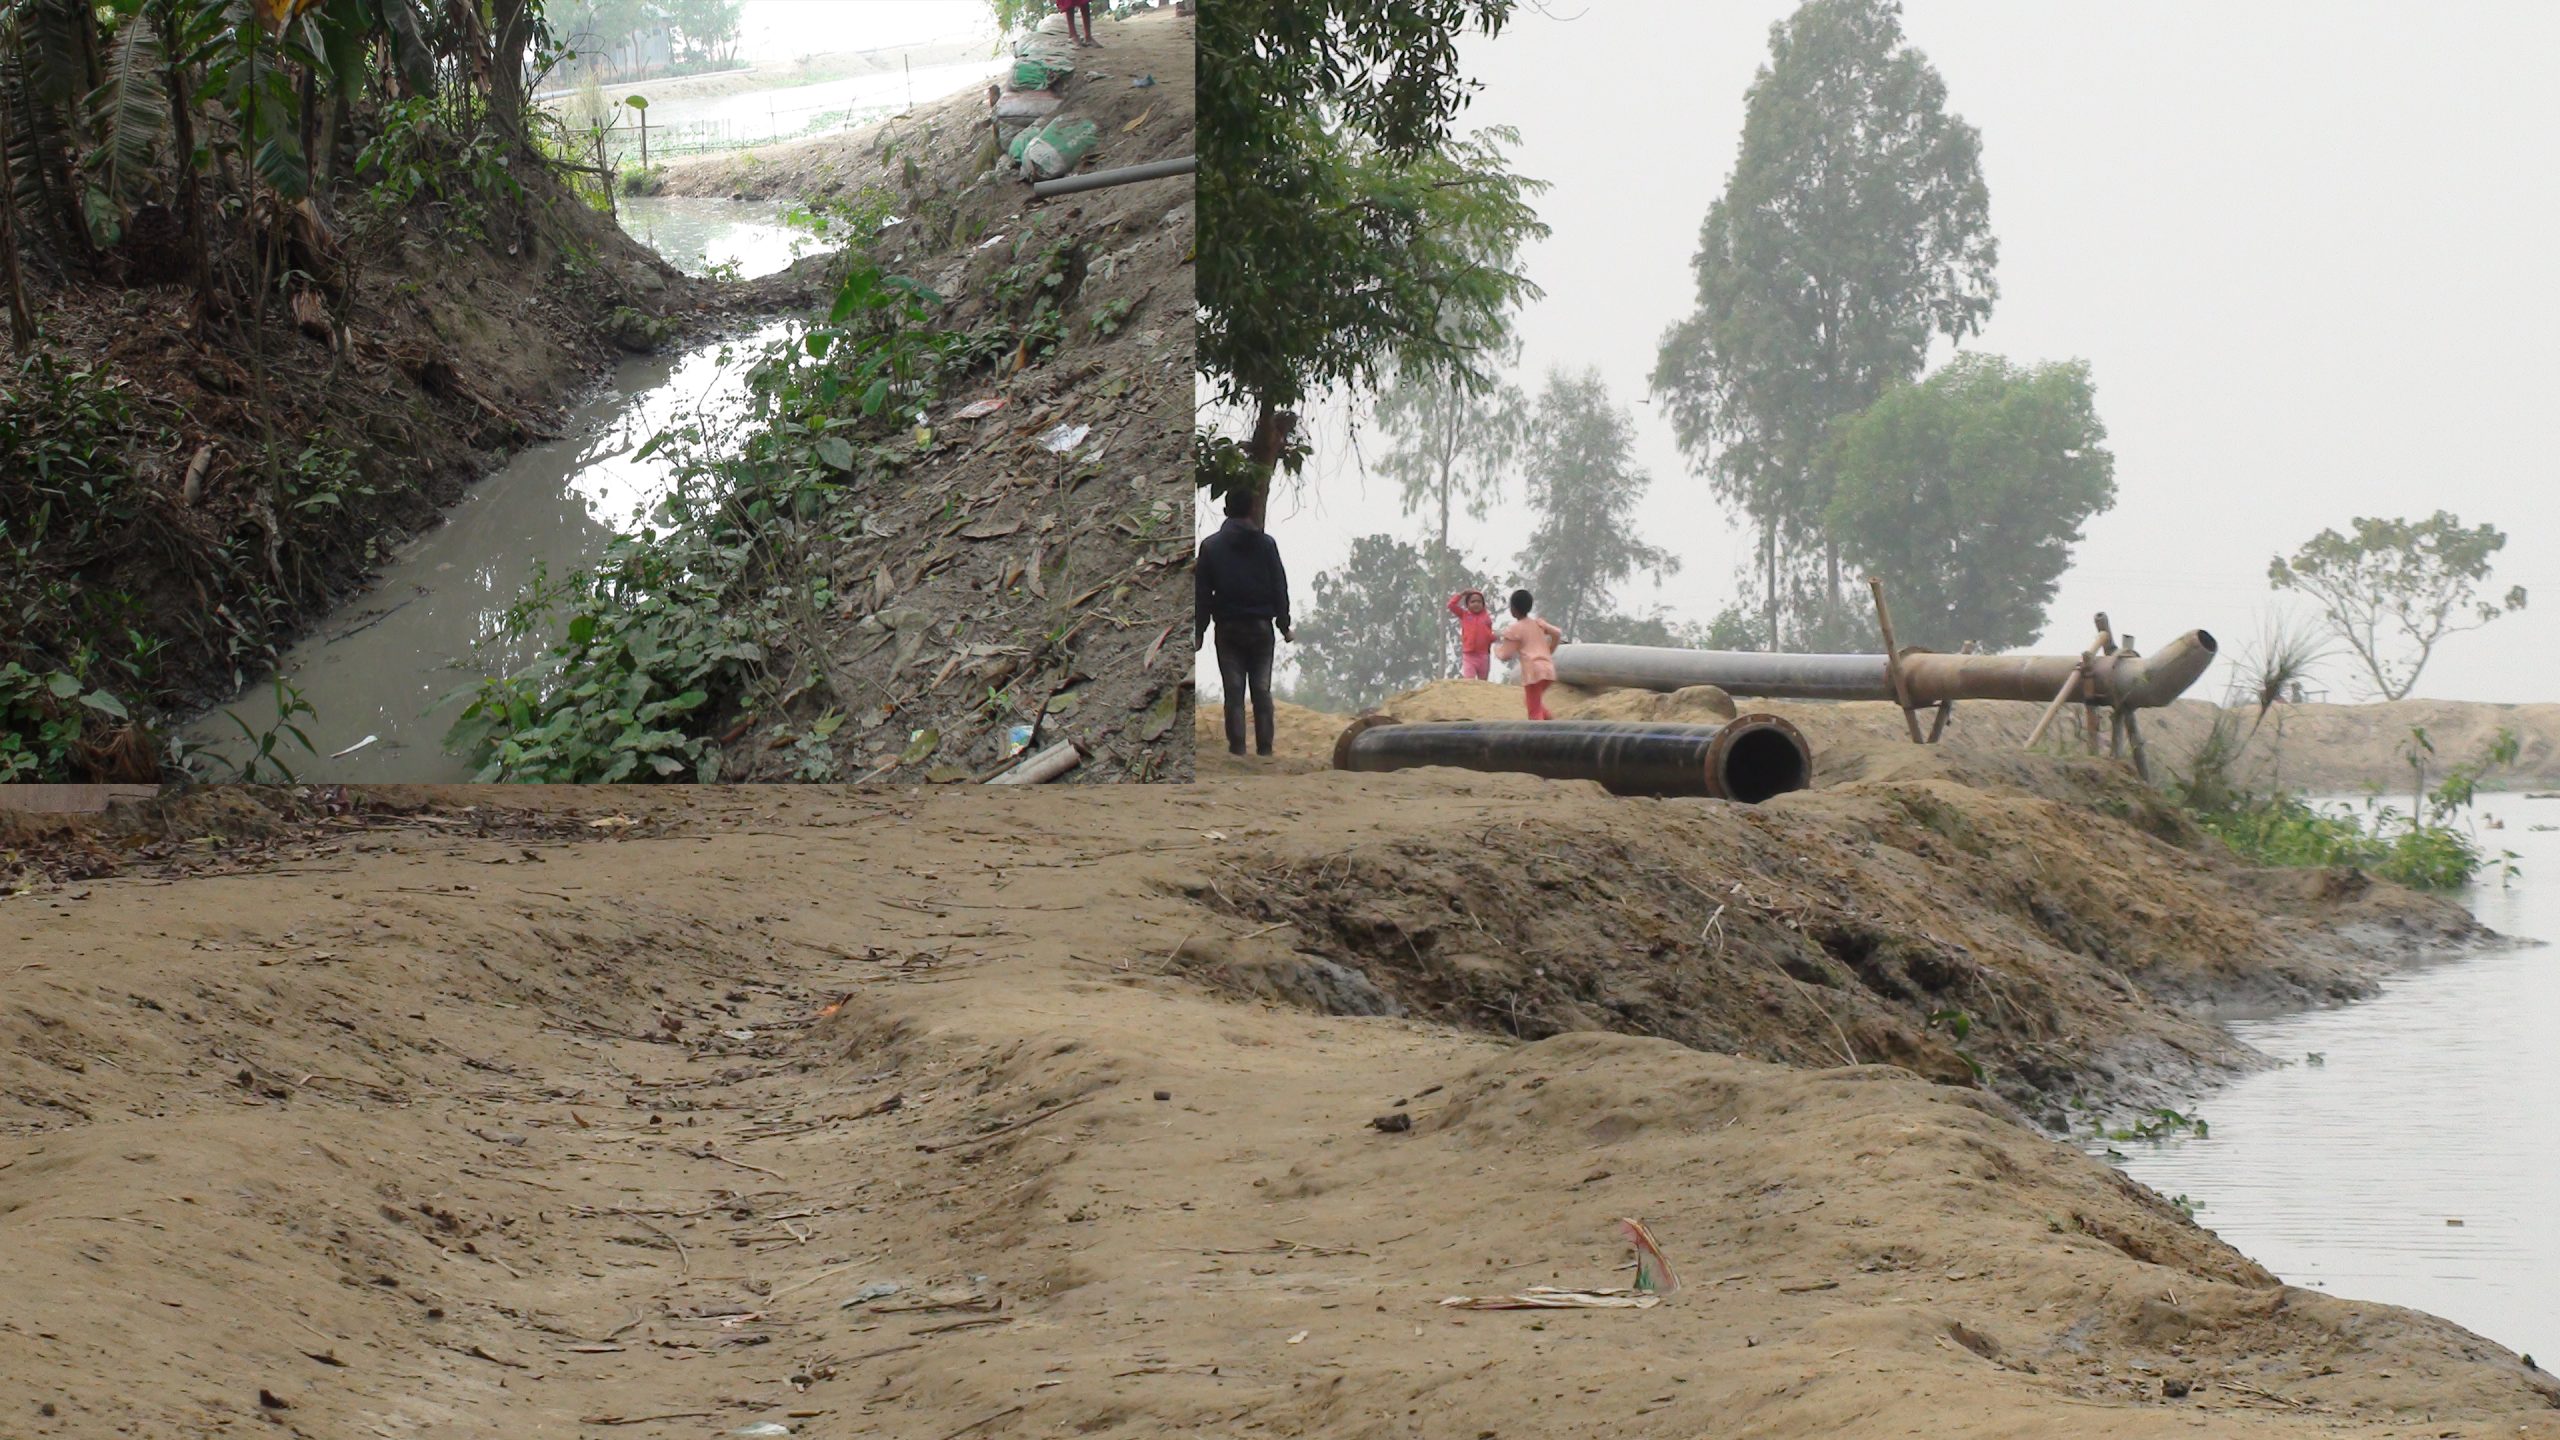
top-left (2, 728), bottom-right (2553, 1435)
top-left (1209, 676), bottom-right (2560, 793)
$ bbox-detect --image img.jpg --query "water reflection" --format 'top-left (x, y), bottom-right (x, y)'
top-left (2115, 791), bottom-right (2558, 1358)
top-left (184, 322), bottom-right (792, 782)
top-left (617, 195), bottom-right (812, 279)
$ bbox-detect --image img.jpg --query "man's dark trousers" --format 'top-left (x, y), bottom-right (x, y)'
top-left (1214, 617), bottom-right (1277, 756)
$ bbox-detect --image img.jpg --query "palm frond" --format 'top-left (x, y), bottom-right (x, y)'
top-left (375, 0), bottom-right (434, 96)
top-left (252, 128), bottom-right (305, 197)
top-left (11, 0), bottom-right (87, 106)
top-left (84, 14), bottom-right (170, 209)
top-left (2, 28), bottom-right (80, 244)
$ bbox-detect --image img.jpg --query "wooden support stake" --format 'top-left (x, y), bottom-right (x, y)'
top-left (1866, 576), bottom-right (1924, 744)
top-left (1926, 640), bottom-right (1974, 743)
top-left (2023, 664), bottom-right (2085, 750)
top-left (2123, 708), bottom-right (2152, 782)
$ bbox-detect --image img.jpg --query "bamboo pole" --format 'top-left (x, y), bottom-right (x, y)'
top-left (2023, 664), bottom-right (2085, 750)
top-left (1866, 576), bottom-right (1924, 744)
top-left (986, 740), bottom-right (1081, 785)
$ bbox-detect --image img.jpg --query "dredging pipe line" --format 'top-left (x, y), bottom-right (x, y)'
top-left (1030, 154), bottom-right (1196, 198)
top-left (1331, 715), bottom-right (1814, 803)
top-left (1551, 630), bottom-right (2220, 710)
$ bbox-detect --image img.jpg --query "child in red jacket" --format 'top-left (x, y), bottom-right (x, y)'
top-left (1446, 589), bottom-right (1496, 679)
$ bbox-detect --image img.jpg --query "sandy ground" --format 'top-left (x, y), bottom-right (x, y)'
top-left (7, 705), bottom-right (2558, 1435)
top-left (1207, 678), bottom-right (2560, 793)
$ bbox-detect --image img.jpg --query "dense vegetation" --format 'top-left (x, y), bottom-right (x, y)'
top-left (0, 0), bottom-right (642, 781)
top-left (446, 210), bottom-right (1091, 783)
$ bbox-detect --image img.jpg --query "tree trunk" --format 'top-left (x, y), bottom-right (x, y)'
top-left (1763, 519), bottom-right (1779, 653)
top-left (298, 66), bottom-right (320, 200)
top-left (487, 0), bottom-right (537, 135)
top-left (164, 14), bottom-right (213, 320)
top-left (0, 96), bottom-right (34, 349)
top-left (1240, 400), bottom-right (1294, 529)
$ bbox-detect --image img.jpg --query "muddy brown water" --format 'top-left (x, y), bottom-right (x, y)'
top-left (2117, 790), bottom-right (2560, 1360)
top-left (183, 317), bottom-right (796, 782)
top-left (181, 200), bottom-right (825, 781)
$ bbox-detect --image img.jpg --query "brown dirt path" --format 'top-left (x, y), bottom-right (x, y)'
top-left (1, 763), bottom-right (2551, 1437)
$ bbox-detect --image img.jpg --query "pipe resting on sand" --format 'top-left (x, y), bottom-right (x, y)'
top-left (1553, 630), bottom-right (2220, 710)
top-left (1331, 715), bottom-right (1814, 802)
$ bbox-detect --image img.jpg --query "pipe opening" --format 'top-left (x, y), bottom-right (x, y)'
top-left (2193, 629), bottom-right (2218, 654)
top-left (1718, 725), bottom-right (1811, 804)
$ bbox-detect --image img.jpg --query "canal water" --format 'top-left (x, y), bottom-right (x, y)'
top-left (2116, 789), bottom-right (2557, 1359)
top-left (182, 201), bottom-right (810, 781)
top-left (613, 194), bottom-right (810, 280)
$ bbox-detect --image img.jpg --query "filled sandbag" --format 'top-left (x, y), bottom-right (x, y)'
top-left (1020, 117), bottom-right (1101, 179)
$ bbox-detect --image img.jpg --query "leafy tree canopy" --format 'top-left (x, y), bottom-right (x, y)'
top-left (1515, 366), bottom-right (1675, 638)
top-left (1371, 338), bottom-right (1525, 558)
top-left (1824, 353), bottom-right (2114, 653)
top-left (1652, 0), bottom-right (1995, 640)
top-left (1198, 0), bottom-right (1546, 506)
top-left (1291, 533), bottom-right (1482, 712)
top-left (2269, 511), bottom-right (2526, 701)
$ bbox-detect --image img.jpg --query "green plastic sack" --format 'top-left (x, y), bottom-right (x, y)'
top-left (1021, 118), bottom-right (1100, 179)
top-left (1011, 58), bottom-right (1052, 89)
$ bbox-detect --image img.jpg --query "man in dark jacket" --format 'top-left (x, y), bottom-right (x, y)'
top-left (1195, 493), bottom-right (1292, 757)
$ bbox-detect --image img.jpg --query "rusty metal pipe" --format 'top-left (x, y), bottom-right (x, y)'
top-left (1331, 714), bottom-right (1813, 803)
top-left (1554, 630), bottom-right (2218, 710)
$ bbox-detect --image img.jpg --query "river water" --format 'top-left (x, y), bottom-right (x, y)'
top-left (182, 201), bottom-right (806, 781)
top-left (2116, 789), bottom-right (2558, 1359)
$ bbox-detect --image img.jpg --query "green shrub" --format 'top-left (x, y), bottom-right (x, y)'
top-left (446, 259), bottom-right (966, 781)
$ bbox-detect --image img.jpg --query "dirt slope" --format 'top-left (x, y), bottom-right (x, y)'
top-left (3, 744), bottom-right (2547, 1437)
top-left (8, 155), bottom-right (696, 750)
top-left (1224, 677), bottom-right (2560, 792)
top-left (659, 9), bottom-right (1196, 783)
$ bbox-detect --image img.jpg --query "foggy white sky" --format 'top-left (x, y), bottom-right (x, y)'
top-left (734, 1), bottom-right (992, 62)
top-left (1206, 2), bottom-right (2560, 705)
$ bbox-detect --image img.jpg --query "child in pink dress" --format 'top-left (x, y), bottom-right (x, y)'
top-left (1491, 588), bottom-right (1565, 720)
top-left (1445, 588), bottom-right (1495, 680)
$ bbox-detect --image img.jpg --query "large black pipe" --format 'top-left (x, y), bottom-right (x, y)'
top-left (1331, 714), bottom-right (1813, 803)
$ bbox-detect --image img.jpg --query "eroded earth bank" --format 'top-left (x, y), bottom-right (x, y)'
top-left (3, 695), bottom-right (2555, 1436)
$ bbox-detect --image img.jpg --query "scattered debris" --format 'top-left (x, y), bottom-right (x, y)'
top-left (1439, 1220), bottom-right (1678, 1309)
top-left (1440, 1288), bottom-right (1663, 1312)
top-left (1034, 422), bottom-right (1091, 453)
top-left (986, 740), bottom-right (1082, 785)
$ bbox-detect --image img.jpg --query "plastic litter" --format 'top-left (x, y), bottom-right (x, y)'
top-left (734, 1426), bottom-right (793, 1437)
top-left (838, 1281), bottom-right (902, 1309)
top-left (994, 90), bottom-right (1061, 123)
top-left (1623, 1216), bottom-right (1679, 1294)
top-left (1440, 1287), bottom-right (1662, 1311)
top-left (1131, 73), bottom-right (1156, 87)
top-left (950, 397), bottom-right (1006, 420)
top-left (1004, 723), bottom-right (1036, 757)
top-left (1021, 118), bottom-right (1101, 180)
top-left (1438, 1218), bottom-right (1678, 1310)
top-left (1036, 422), bottom-right (1091, 453)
